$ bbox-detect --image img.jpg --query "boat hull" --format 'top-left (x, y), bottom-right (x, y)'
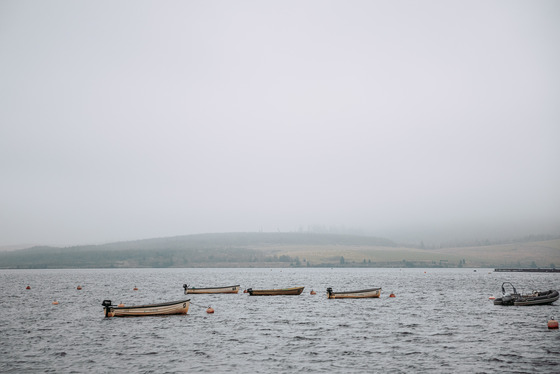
top-left (327, 287), bottom-right (381, 299)
top-left (247, 287), bottom-right (304, 296)
top-left (184, 285), bottom-right (240, 294)
top-left (103, 299), bottom-right (190, 317)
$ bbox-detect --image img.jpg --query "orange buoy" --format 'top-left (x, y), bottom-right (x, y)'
top-left (133, 287), bottom-right (138, 291)
top-left (424, 271), bottom-right (426, 274)
top-left (243, 289), bottom-right (248, 293)
top-left (77, 286), bottom-right (82, 290)
top-left (206, 306), bottom-right (214, 314)
top-left (489, 296), bottom-right (496, 300)
top-left (548, 318), bottom-right (559, 329)
top-left (52, 300), bottom-right (59, 305)
top-left (118, 303), bottom-right (125, 307)
top-left (310, 290), bottom-right (317, 295)
top-left (389, 293), bottom-right (396, 298)
top-left (26, 286), bottom-right (31, 290)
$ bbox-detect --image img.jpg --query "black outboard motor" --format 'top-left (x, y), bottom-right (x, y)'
top-left (500, 282), bottom-right (518, 306)
top-left (102, 300), bottom-right (112, 317)
top-left (326, 287), bottom-right (333, 297)
top-left (183, 284), bottom-right (188, 294)
top-left (501, 293), bottom-right (515, 305)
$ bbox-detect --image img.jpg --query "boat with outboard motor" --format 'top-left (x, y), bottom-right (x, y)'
top-left (183, 284), bottom-right (240, 294)
top-left (326, 287), bottom-right (381, 299)
top-left (493, 282), bottom-right (559, 306)
top-left (101, 299), bottom-right (190, 317)
top-left (246, 287), bottom-right (304, 296)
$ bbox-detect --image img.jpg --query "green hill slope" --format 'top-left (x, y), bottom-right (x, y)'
top-left (0, 232), bottom-right (558, 269)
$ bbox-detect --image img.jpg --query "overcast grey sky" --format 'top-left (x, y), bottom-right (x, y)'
top-left (1, 1), bottom-right (559, 246)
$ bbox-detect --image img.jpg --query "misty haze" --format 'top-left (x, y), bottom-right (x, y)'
top-left (1, 1), bottom-right (559, 250)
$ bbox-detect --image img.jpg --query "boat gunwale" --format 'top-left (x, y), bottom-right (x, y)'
top-left (248, 286), bottom-right (304, 292)
top-left (185, 284), bottom-right (240, 290)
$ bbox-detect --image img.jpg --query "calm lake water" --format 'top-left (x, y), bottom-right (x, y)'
top-left (0, 268), bottom-right (558, 373)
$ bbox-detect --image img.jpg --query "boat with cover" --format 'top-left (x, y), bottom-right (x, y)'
top-left (102, 299), bottom-right (190, 317)
top-left (493, 282), bottom-right (559, 306)
top-left (326, 287), bottom-right (381, 299)
top-left (183, 284), bottom-right (240, 294)
top-left (247, 287), bottom-right (304, 296)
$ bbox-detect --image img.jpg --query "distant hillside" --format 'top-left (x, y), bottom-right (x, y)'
top-left (0, 232), bottom-right (394, 269)
top-left (13, 232), bottom-right (395, 252)
top-left (0, 232), bottom-right (558, 269)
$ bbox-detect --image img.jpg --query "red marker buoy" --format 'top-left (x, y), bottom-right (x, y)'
top-left (26, 286), bottom-right (31, 290)
top-left (52, 300), bottom-right (59, 305)
top-left (310, 290), bottom-right (317, 295)
top-left (489, 296), bottom-right (495, 300)
top-left (133, 287), bottom-right (138, 291)
top-left (206, 306), bottom-right (214, 314)
top-left (389, 293), bottom-right (396, 298)
top-left (243, 289), bottom-right (248, 293)
top-left (77, 286), bottom-right (82, 290)
top-left (548, 318), bottom-right (559, 329)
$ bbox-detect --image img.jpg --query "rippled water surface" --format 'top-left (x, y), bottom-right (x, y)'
top-left (1, 268), bottom-right (559, 373)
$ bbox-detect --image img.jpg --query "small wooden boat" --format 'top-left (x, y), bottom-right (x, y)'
top-left (493, 282), bottom-right (559, 306)
top-left (183, 284), bottom-right (240, 294)
top-left (326, 287), bottom-right (381, 299)
top-left (247, 287), bottom-right (304, 296)
top-left (101, 299), bottom-right (190, 317)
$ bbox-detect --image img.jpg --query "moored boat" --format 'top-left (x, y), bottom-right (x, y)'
top-left (326, 287), bottom-right (381, 299)
top-left (493, 282), bottom-right (559, 306)
top-left (247, 287), bottom-right (304, 296)
top-left (102, 299), bottom-right (190, 317)
top-left (183, 284), bottom-right (240, 294)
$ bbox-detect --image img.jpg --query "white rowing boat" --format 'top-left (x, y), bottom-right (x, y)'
top-left (183, 284), bottom-right (240, 294)
top-left (247, 286), bottom-right (305, 296)
top-left (326, 287), bottom-right (381, 299)
top-left (102, 299), bottom-right (190, 317)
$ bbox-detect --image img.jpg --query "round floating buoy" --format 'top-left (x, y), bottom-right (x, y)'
top-left (243, 289), bottom-right (248, 293)
top-left (424, 271), bottom-right (426, 274)
top-left (133, 287), bottom-right (138, 291)
top-left (118, 303), bottom-right (125, 307)
top-left (389, 293), bottom-right (396, 298)
top-left (26, 286), bottom-right (31, 290)
top-left (206, 307), bottom-right (214, 314)
top-left (489, 296), bottom-right (496, 300)
top-left (310, 290), bottom-right (316, 295)
top-left (548, 318), bottom-right (558, 329)
top-left (77, 286), bottom-right (82, 290)
top-left (52, 300), bottom-right (59, 305)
